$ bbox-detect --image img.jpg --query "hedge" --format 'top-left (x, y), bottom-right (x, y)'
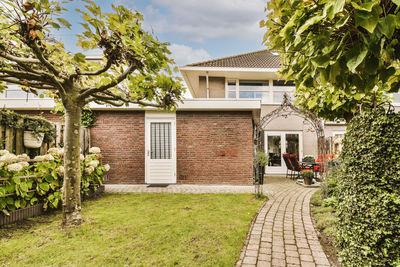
top-left (337, 109), bottom-right (400, 266)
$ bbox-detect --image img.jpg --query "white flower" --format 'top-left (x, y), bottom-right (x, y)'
top-left (0, 153), bottom-right (18, 163)
top-left (80, 154), bottom-right (85, 161)
top-left (19, 161), bottom-right (30, 168)
top-left (85, 166), bottom-right (95, 174)
top-left (43, 154), bottom-right (54, 161)
top-left (34, 155), bottom-right (45, 162)
top-left (17, 154), bottom-right (30, 162)
top-left (104, 164), bottom-right (110, 172)
top-left (7, 163), bottom-right (23, 172)
top-left (89, 147), bottom-right (101, 154)
top-left (88, 160), bottom-right (99, 168)
top-left (57, 148), bottom-right (64, 158)
top-left (56, 166), bottom-right (64, 176)
top-left (0, 150), bottom-right (9, 156)
top-left (47, 147), bottom-right (60, 155)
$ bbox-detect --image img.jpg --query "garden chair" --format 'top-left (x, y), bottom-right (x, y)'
top-left (313, 154), bottom-right (334, 176)
top-left (283, 153), bottom-right (294, 179)
top-left (289, 154), bottom-right (312, 179)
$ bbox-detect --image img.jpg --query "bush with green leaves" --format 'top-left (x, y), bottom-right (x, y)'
top-left (0, 110), bottom-right (56, 143)
top-left (337, 109), bottom-right (400, 266)
top-left (0, 148), bottom-right (109, 215)
top-left (255, 151), bottom-right (269, 167)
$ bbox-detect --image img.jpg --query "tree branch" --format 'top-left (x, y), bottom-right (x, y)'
top-left (0, 51), bottom-right (41, 64)
top-left (0, 68), bottom-right (50, 83)
top-left (27, 40), bottom-right (61, 77)
top-left (73, 59), bottom-right (112, 78)
top-left (0, 77), bottom-right (57, 90)
top-left (78, 62), bottom-right (139, 100)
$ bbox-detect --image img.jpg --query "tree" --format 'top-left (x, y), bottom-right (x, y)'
top-left (0, 0), bottom-right (184, 227)
top-left (261, 0), bottom-right (400, 122)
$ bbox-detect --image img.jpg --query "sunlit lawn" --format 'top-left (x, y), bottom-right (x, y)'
top-left (0, 193), bottom-right (264, 266)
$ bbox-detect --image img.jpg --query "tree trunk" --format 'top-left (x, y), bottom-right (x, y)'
top-left (62, 104), bottom-right (82, 227)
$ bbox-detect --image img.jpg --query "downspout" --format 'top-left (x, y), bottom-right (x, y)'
top-left (206, 71), bottom-right (210, 98)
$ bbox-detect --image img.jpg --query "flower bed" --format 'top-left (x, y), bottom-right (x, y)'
top-left (0, 147), bottom-right (109, 216)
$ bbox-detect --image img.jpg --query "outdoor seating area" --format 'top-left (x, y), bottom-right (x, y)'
top-left (283, 153), bottom-right (334, 180)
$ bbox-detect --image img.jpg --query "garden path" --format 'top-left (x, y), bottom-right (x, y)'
top-left (237, 176), bottom-right (330, 267)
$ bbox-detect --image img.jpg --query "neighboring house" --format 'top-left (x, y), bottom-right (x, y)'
top-left (2, 49), bottom-right (400, 183)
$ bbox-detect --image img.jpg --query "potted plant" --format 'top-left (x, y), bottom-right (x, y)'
top-left (301, 170), bottom-right (314, 185)
top-left (302, 155), bottom-right (315, 163)
top-left (23, 118), bottom-right (48, 148)
top-left (255, 151), bottom-right (269, 184)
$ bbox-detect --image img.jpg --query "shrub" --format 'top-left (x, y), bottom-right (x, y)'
top-left (0, 148), bottom-right (109, 215)
top-left (255, 151), bottom-right (269, 167)
top-left (336, 109), bottom-right (400, 266)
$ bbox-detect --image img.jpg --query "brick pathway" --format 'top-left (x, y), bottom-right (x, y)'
top-left (236, 176), bottom-right (330, 267)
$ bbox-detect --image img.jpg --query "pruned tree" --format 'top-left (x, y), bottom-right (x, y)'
top-left (261, 0), bottom-right (400, 122)
top-left (0, 0), bottom-right (184, 227)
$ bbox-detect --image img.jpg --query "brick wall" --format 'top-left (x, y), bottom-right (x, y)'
top-left (15, 110), bottom-right (254, 185)
top-left (91, 111), bottom-right (145, 184)
top-left (176, 111), bottom-right (253, 185)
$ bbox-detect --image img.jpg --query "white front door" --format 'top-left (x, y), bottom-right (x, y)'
top-left (265, 131), bottom-right (303, 174)
top-left (145, 113), bottom-right (176, 184)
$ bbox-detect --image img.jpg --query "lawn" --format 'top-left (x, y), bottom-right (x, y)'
top-left (0, 193), bottom-right (264, 266)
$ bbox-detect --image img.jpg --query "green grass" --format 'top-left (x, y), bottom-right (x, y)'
top-left (310, 189), bottom-right (337, 238)
top-left (0, 193), bottom-right (264, 266)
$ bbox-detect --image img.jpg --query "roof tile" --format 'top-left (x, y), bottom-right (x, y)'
top-left (187, 49), bottom-right (281, 68)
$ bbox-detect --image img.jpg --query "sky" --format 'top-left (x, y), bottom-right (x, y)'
top-left (54, 0), bottom-right (269, 96)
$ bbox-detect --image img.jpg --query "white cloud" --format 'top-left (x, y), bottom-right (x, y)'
top-left (169, 44), bottom-right (211, 66)
top-left (144, 0), bottom-right (267, 43)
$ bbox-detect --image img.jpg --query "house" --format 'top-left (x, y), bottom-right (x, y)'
top-left (2, 49), bottom-right (399, 184)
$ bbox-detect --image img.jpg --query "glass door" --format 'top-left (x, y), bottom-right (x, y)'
top-left (265, 131), bottom-right (302, 174)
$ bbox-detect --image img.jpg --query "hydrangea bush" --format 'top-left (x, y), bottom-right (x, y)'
top-left (0, 147), bottom-right (109, 215)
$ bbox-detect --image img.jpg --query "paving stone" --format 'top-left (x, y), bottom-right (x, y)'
top-left (237, 178), bottom-right (329, 266)
top-left (300, 254), bottom-right (314, 262)
top-left (243, 257), bottom-right (257, 265)
top-left (286, 256), bottom-right (301, 265)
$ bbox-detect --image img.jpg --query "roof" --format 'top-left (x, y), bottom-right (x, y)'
top-left (186, 49), bottom-right (281, 68)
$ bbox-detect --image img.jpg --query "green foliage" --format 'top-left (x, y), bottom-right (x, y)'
top-left (336, 110), bottom-right (400, 266)
top-left (302, 155), bottom-right (315, 162)
top-left (255, 151), bottom-right (269, 167)
top-left (300, 170), bottom-right (314, 179)
top-left (81, 109), bottom-right (96, 128)
top-left (262, 0), bottom-right (400, 122)
top-left (0, 149), bottom-right (108, 214)
top-left (0, 110), bottom-right (56, 143)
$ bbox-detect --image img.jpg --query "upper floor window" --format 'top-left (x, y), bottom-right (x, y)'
top-left (226, 79), bottom-right (295, 104)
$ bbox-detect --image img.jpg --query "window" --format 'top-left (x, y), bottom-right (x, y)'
top-left (227, 81), bottom-right (236, 98)
top-left (226, 79), bottom-right (295, 103)
top-left (150, 122), bottom-right (171, 159)
top-left (272, 80), bottom-right (295, 104)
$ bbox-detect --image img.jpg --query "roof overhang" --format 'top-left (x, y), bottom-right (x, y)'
top-left (0, 98), bottom-right (261, 112)
top-left (180, 66), bottom-right (280, 98)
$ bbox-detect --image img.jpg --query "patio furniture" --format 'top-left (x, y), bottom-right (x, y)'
top-left (289, 154), bottom-right (312, 179)
top-left (283, 153), bottom-right (294, 179)
top-left (313, 154), bottom-right (334, 174)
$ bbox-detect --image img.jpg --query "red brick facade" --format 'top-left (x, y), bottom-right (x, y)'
top-left (15, 110), bottom-right (254, 185)
top-left (91, 111), bottom-right (145, 184)
top-left (176, 111), bottom-right (253, 185)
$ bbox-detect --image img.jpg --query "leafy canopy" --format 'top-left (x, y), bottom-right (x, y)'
top-left (261, 0), bottom-right (400, 121)
top-left (0, 0), bottom-right (184, 109)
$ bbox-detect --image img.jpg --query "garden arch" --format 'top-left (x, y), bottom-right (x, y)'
top-left (255, 93), bottom-right (325, 156)
top-left (253, 94), bottom-right (325, 182)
